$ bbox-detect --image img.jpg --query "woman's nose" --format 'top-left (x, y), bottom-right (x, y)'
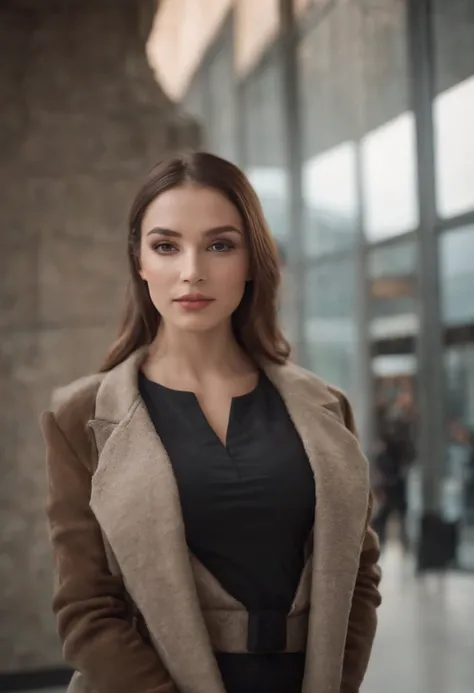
top-left (180, 250), bottom-right (205, 284)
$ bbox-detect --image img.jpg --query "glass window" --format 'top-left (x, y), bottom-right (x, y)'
top-left (181, 70), bottom-right (208, 146)
top-left (359, 0), bottom-right (418, 241)
top-left (299, 0), bottom-right (417, 246)
top-left (433, 0), bottom-right (474, 219)
top-left (302, 142), bottom-right (359, 258)
top-left (206, 28), bottom-right (238, 162)
top-left (241, 58), bottom-right (290, 245)
top-left (440, 226), bottom-right (474, 328)
top-left (443, 342), bottom-right (474, 570)
top-left (368, 239), bottom-right (418, 341)
top-left (298, 0), bottom-right (359, 258)
top-left (440, 226), bottom-right (474, 568)
top-left (361, 112), bottom-right (418, 241)
top-left (181, 22), bottom-right (237, 161)
top-left (368, 239), bottom-right (419, 550)
top-left (368, 239), bottom-right (419, 451)
top-left (304, 257), bottom-right (358, 402)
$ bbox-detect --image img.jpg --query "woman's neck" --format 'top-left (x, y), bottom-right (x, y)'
top-left (144, 322), bottom-right (255, 389)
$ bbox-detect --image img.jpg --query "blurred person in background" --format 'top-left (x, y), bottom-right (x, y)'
top-left (372, 389), bottom-right (416, 550)
top-left (447, 419), bottom-right (474, 527)
top-left (41, 152), bottom-right (381, 693)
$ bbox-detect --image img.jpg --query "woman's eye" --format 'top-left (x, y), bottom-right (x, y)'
top-left (209, 240), bottom-right (235, 252)
top-left (153, 242), bottom-right (176, 254)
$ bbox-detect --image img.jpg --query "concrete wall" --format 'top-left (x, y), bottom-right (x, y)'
top-left (0, 0), bottom-right (198, 672)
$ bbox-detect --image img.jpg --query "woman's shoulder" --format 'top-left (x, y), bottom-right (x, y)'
top-left (46, 372), bottom-right (105, 444)
top-left (51, 372), bottom-right (104, 416)
top-left (276, 359), bottom-right (346, 399)
top-left (276, 360), bottom-right (356, 433)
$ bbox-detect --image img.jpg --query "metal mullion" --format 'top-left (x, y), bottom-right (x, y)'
top-left (408, 0), bottom-right (445, 525)
top-left (435, 209), bottom-right (474, 233)
top-left (364, 228), bottom-right (419, 250)
top-left (280, 0), bottom-right (306, 363)
top-left (352, 0), bottom-right (374, 452)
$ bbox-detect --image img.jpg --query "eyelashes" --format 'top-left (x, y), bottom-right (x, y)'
top-left (151, 242), bottom-right (175, 254)
top-left (208, 240), bottom-right (236, 252)
top-left (151, 239), bottom-right (237, 254)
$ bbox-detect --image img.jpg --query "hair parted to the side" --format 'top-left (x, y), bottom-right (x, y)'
top-left (100, 151), bottom-right (290, 372)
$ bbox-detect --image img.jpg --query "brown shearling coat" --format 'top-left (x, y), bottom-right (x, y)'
top-left (41, 348), bottom-right (381, 693)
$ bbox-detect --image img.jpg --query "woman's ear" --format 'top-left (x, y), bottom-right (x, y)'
top-left (134, 251), bottom-right (144, 281)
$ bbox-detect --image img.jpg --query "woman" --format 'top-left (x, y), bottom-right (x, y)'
top-left (42, 152), bottom-right (381, 693)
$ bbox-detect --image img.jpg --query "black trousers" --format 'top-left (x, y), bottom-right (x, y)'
top-left (215, 652), bottom-right (306, 693)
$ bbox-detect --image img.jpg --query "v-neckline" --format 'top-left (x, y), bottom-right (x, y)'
top-left (139, 371), bottom-right (262, 451)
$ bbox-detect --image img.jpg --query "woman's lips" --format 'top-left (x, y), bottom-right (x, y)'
top-left (175, 298), bottom-right (214, 311)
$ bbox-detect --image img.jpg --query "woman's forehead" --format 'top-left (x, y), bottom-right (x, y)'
top-left (142, 183), bottom-right (243, 233)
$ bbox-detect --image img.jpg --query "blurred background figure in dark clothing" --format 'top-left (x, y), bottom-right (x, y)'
top-left (372, 390), bottom-right (416, 550)
top-left (447, 418), bottom-right (474, 527)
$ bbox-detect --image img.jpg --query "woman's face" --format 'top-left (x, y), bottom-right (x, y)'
top-left (139, 183), bottom-right (249, 334)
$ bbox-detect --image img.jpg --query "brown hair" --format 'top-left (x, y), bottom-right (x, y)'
top-left (100, 151), bottom-right (290, 371)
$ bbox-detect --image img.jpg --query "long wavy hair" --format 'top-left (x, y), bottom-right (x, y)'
top-left (100, 151), bottom-right (290, 371)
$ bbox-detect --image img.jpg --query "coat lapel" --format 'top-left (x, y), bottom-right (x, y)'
top-left (264, 362), bottom-right (370, 693)
top-left (88, 350), bottom-right (370, 693)
top-left (88, 349), bottom-right (225, 693)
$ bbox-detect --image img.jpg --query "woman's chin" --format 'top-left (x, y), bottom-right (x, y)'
top-left (172, 313), bottom-right (224, 334)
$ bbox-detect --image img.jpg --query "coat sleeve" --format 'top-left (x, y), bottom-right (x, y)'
top-left (41, 410), bottom-right (177, 693)
top-left (340, 496), bottom-right (381, 693)
top-left (332, 389), bottom-right (382, 693)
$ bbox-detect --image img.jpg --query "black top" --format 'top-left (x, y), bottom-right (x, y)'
top-left (139, 370), bottom-right (315, 623)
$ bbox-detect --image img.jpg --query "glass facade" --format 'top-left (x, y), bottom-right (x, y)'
top-left (359, 0), bottom-right (419, 242)
top-left (298, 0), bottom-right (359, 258)
top-left (369, 240), bottom-right (418, 383)
top-left (304, 257), bottom-right (359, 403)
top-left (432, 0), bottom-right (474, 218)
top-left (241, 55), bottom-right (290, 246)
top-left (178, 0), bottom-right (474, 570)
top-left (433, 0), bottom-right (474, 570)
top-left (182, 19), bottom-right (238, 161)
top-left (440, 226), bottom-right (474, 568)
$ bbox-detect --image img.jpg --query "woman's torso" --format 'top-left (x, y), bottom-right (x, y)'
top-left (139, 370), bottom-right (315, 692)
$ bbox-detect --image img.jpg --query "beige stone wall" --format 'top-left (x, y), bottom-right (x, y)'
top-left (0, 0), bottom-right (198, 672)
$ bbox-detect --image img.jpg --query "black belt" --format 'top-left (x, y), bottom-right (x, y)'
top-left (201, 606), bottom-right (308, 653)
top-left (247, 610), bottom-right (288, 653)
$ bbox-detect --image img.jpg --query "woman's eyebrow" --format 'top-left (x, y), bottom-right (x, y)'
top-left (146, 227), bottom-right (181, 237)
top-left (146, 225), bottom-right (242, 237)
top-left (203, 226), bottom-right (242, 236)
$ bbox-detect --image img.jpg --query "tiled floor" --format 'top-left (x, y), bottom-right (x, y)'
top-left (24, 545), bottom-right (474, 693)
top-left (363, 544), bottom-right (474, 693)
